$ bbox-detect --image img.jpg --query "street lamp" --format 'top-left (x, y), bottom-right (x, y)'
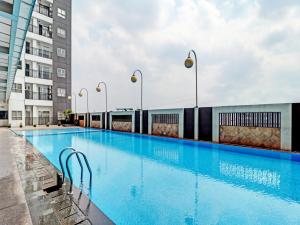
top-left (130, 69), bottom-right (143, 134)
top-left (68, 93), bottom-right (77, 114)
top-left (185, 50), bottom-right (199, 140)
top-left (184, 49), bottom-right (198, 107)
top-left (96, 81), bottom-right (108, 129)
top-left (78, 88), bottom-right (89, 113)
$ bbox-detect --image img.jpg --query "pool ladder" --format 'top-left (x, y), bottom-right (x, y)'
top-left (59, 147), bottom-right (92, 195)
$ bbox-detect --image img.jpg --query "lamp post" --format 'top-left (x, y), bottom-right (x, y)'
top-left (96, 81), bottom-right (108, 129)
top-left (78, 88), bottom-right (89, 113)
top-left (79, 88), bottom-right (89, 127)
top-left (185, 50), bottom-right (199, 140)
top-left (130, 69), bottom-right (143, 134)
top-left (68, 93), bottom-right (77, 113)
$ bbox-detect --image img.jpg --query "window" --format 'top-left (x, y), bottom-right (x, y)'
top-left (57, 68), bottom-right (66, 78)
top-left (57, 8), bottom-right (66, 19)
top-left (57, 112), bottom-right (65, 120)
top-left (57, 48), bottom-right (66, 57)
top-left (57, 88), bottom-right (66, 97)
top-left (12, 111), bottom-right (22, 120)
top-left (0, 111), bottom-right (8, 120)
top-left (12, 83), bottom-right (22, 93)
top-left (57, 27), bottom-right (66, 38)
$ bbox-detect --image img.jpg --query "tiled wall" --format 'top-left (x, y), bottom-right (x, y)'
top-left (220, 126), bottom-right (281, 149)
top-left (112, 121), bottom-right (132, 132)
top-left (91, 120), bottom-right (102, 129)
top-left (152, 123), bottom-right (179, 138)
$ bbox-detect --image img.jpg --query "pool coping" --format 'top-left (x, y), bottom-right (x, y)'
top-left (10, 129), bottom-right (115, 225)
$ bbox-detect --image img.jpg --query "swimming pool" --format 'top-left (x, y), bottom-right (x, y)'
top-left (18, 128), bottom-right (300, 225)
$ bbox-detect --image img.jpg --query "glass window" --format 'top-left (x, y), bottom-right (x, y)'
top-left (57, 68), bottom-right (66, 78)
top-left (0, 111), bottom-right (8, 120)
top-left (57, 27), bottom-right (66, 38)
top-left (57, 48), bottom-right (66, 57)
top-left (57, 88), bottom-right (66, 97)
top-left (12, 83), bottom-right (22, 93)
top-left (12, 111), bottom-right (22, 120)
top-left (57, 8), bottom-right (66, 19)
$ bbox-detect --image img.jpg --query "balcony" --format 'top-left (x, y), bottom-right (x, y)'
top-left (25, 47), bottom-right (52, 59)
top-left (34, 4), bottom-right (52, 18)
top-left (25, 68), bottom-right (52, 80)
top-left (25, 90), bottom-right (52, 101)
top-left (28, 24), bottom-right (52, 38)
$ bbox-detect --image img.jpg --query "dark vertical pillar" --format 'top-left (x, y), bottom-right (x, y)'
top-left (135, 111), bottom-right (140, 133)
top-left (102, 112), bottom-right (105, 129)
top-left (184, 108), bottom-right (194, 139)
top-left (292, 103), bottom-right (300, 152)
top-left (106, 112), bottom-right (110, 130)
top-left (198, 107), bottom-right (212, 141)
top-left (142, 110), bottom-right (148, 134)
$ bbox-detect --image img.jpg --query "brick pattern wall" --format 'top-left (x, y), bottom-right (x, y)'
top-left (152, 123), bottom-right (179, 138)
top-left (220, 126), bottom-right (281, 149)
top-left (112, 121), bottom-right (132, 132)
top-left (91, 120), bottom-right (102, 128)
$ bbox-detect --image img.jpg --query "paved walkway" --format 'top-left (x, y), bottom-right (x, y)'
top-left (0, 128), bottom-right (33, 225)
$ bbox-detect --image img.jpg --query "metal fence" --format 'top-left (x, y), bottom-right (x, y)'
top-left (219, 112), bottom-right (281, 128)
top-left (25, 90), bottom-right (52, 101)
top-left (28, 24), bottom-right (52, 38)
top-left (34, 4), bottom-right (52, 18)
top-left (25, 47), bottom-right (52, 59)
top-left (25, 68), bottom-right (52, 79)
top-left (152, 114), bottom-right (179, 124)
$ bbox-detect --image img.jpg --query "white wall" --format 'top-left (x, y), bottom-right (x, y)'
top-left (212, 103), bottom-right (292, 150)
top-left (148, 108), bottom-right (184, 138)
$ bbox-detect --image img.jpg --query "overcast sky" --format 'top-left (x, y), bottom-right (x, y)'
top-left (72, 0), bottom-right (300, 113)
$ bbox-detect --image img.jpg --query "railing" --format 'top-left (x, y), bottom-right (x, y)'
top-left (34, 4), bottom-right (52, 18)
top-left (25, 68), bottom-right (52, 79)
top-left (25, 116), bottom-right (52, 125)
top-left (28, 24), bottom-right (52, 38)
top-left (25, 47), bottom-right (52, 59)
top-left (25, 90), bottom-right (52, 101)
top-left (65, 151), bottom-right (92, 194)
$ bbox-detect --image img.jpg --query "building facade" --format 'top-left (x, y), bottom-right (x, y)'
top-left (8, 0), bottom-right (71, 127)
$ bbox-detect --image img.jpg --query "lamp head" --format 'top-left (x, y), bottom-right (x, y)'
top-left (131, 74), bottom-right (137, 83)
top-left (67, 96), bottom-right (72, 101)
top-left (184, 56), bottom-right (194, 68)
top-left (78, 92), bottom-right (83, 97)
top-left (96, 86), bottom-right (101, 92)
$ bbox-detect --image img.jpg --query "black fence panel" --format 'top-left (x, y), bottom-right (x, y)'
top-left (198, 107), bottom-right (212, 141)
top-left (135, 111), bottom-right (140, 133)
top-left (102, 112), bottom-right (105, 129)
top-left (107, 112), bottom-right (110, 129)
top-left (184, 108), bottom-right (194, 139)
top-left (292, 104), bottom-right (300, 152)
top-left (143, 110), bottom-right (148, 134)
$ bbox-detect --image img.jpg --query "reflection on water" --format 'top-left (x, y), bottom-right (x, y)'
top-left (219, 161), bottom-right (281, 188)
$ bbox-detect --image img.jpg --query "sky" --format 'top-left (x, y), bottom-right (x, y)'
top-left (72, 0), bottom-right (300, 113)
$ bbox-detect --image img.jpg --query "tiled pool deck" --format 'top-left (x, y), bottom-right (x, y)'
top-left (0, 128), bottom-right (114, 225)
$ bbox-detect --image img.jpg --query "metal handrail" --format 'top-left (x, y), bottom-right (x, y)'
top-left (65, 151), bottom-right (92, 195)
top-left (59, 147), bottom-right (83, 183)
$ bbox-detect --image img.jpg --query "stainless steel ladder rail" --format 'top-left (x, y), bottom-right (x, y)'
top-left (65, 151), bottom-right (92, 195)
top-left (59, 147), bottom-right (84, 183)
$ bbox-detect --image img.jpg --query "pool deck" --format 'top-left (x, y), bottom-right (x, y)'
top-left (0, 128), bottom-right (114, 225)
top-left (0, 128), bottom-right (33, 225)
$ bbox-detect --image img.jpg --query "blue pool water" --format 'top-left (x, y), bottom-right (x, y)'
top-left (18, 128), bottom-right (300, 225)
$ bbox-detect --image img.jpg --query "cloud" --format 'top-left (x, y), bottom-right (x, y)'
top-left (72, 0), bottom-right (300, 112)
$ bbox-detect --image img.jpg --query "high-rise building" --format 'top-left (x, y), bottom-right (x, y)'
top-left (7, 0), bottom-right (71, 127)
